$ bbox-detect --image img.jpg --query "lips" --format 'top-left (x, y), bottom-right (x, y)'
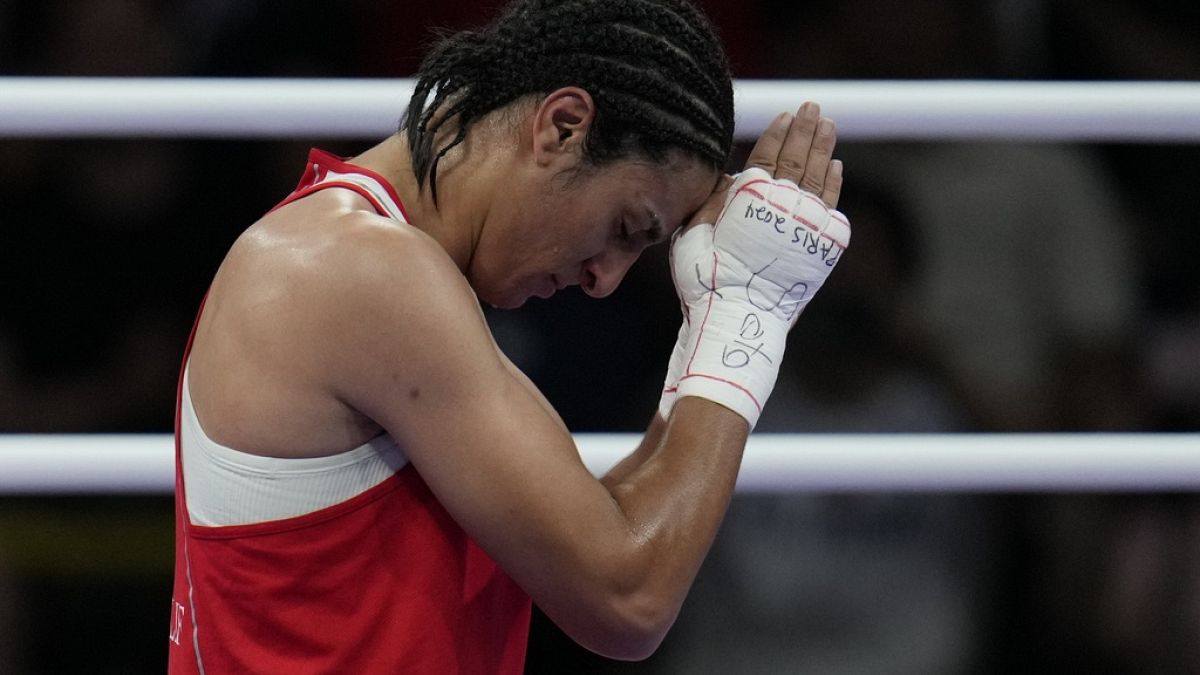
top-left (534, 276), bottom-right (556, 299)
top-left (533, 273), bottom-right (575, 301)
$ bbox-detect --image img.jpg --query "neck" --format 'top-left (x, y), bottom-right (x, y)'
top-left (350, 134), bottom-right (488, 275)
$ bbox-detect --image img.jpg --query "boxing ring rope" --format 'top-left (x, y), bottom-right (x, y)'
top-left (2, 78), bottom-right (1200, 141)
top-left (1, 78), bottom-right (1197, 494)
top-left (1, 434), bottom-right (1198, 494)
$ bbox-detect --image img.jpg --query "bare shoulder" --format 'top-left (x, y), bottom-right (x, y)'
top-left (268, 206), bottom-right (516, 453)
top-left (189, 195), bottom-right (488, 456)
top-left (217, 199), bottom-right (475, 337)
top-left (294, 210), bottom-right (468, 309)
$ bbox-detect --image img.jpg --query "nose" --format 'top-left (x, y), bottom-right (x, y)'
top-left (581, 248), bottom-right (640, 298)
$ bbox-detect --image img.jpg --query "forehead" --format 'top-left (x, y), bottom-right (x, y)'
top-left (596, 156), bottom-right (719, 227)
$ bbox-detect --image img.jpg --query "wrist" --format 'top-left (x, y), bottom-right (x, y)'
top-left (657, 320), bottom-right (691, 421)
top-left (670, 395), bottom-right (751, 435)
top-left (674, 299), bottom-right (788, 428)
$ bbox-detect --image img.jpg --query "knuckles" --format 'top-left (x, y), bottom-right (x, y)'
top-left (669, 171), bottom-right (850, 307)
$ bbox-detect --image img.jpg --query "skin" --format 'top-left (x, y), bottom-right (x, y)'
top-left (186, 88), bottom-right (843, 660)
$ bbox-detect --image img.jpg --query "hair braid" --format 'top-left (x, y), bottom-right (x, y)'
top-left (401, 0), bottom-right (734, 203)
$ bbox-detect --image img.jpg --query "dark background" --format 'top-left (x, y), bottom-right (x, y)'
top-left (1, 0), bottom-right (1198, 672)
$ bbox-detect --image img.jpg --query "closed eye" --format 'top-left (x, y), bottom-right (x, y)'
top-left (645, 210), bottom-right (665, 245)
top-left (617, 219), bottom-right (640, 251)
top-left (617, 214), bottom-right (664, 251)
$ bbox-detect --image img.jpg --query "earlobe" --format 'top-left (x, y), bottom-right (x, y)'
top-left (531, 87), bottom-right (595, 166)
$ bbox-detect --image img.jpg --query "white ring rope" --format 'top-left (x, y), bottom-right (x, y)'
top-left (1, 434), bottom-right (1197, 494)
top-left (2, 80), bottom-right (1197, 494)
top-left (1, 78), bottom-right (1199, 141)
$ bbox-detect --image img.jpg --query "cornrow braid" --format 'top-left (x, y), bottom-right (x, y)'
top-left (401, 0), bottom-right (735, 203)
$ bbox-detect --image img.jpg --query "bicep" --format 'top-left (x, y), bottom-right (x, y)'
top-left (498, 348), bottom-right (570, 436)
top-left (322, 243), bottom-right (633, 618)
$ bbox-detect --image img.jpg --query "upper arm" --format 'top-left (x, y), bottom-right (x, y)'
top-left (308, 222), bottom-right (646, 645)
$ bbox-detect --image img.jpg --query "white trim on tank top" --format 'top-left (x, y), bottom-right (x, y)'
top-left (316, 166), bottom-right (408, 222)
top-left (181, 364), bottom-right (409, 527)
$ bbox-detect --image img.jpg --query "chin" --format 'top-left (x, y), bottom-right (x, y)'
top-left (481, 288), bottom-right (529, 310)
top-left (491, 299), bottom-right (527, 310)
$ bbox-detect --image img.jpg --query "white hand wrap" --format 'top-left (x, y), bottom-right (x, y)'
top-left (659, 168), bottom-right (851, 428)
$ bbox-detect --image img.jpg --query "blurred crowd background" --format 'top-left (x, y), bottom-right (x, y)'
top-left (1, 0), bottom-right (1198, 673)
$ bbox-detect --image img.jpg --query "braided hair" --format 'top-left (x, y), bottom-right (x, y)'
top-left (401, 0), bottom-right (735, 203)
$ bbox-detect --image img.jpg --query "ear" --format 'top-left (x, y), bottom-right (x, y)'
top-left (530, 87), bottom-right (596, 168)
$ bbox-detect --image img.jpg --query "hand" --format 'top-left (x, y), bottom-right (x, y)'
top-left (689, 102), bottom-right (843, 225)
top-left (659, 102), bottom-right (851, 427)
top-left (748, 101), bottom-right (844, 209)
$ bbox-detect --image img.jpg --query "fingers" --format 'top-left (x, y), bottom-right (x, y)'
top-left (773, 102), bottom-right (821, 186)
top-left (744, 112), bottom-right (792, 175)
top-left (748, 102), bottom-right (840, 201)
top-left (798, 116), bottom-right (837, 197)
top-left (821, 159), bottom-right (843, 210)
top-left (742, 102), bottom-right (845, 208)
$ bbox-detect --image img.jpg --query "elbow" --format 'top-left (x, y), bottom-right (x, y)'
top-left (534, 516), bottom-right (687, 660)
top-left (562, 587), bottom-right (679, 661)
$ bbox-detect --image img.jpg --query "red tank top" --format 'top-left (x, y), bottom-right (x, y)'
top-left (168, 149), bottom-right (531, 674)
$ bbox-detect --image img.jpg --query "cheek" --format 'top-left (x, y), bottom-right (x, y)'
top-left (542, 211), bottom-right (602, 261)
top-left (522, 185), bottom-right (617, 265)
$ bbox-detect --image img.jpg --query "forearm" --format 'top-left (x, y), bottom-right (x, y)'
top-left (604, 397), bottom-right (748, 631)
top-left (599, 412), bottom-right (669, 490)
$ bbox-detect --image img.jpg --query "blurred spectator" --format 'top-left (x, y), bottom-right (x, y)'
top-left (668, 180), bottom-right (988, 674)
top-left (761, 0), bottom-right (1148, 431)
top-left (837, 142), bottom-right (1145, 431)
top-left (1145, 315), bottom-right (1200, 430)
top-left (0, 0), bottom-right (192, 432)
top-left (759, 179), bottom-right (969, 432)
top-left (1045, 0), bottom-right (1200, 433)
top-left (1025, 495), bottom-right (1200, 674)
top-left (671, 493), bottom-right (993, 674)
